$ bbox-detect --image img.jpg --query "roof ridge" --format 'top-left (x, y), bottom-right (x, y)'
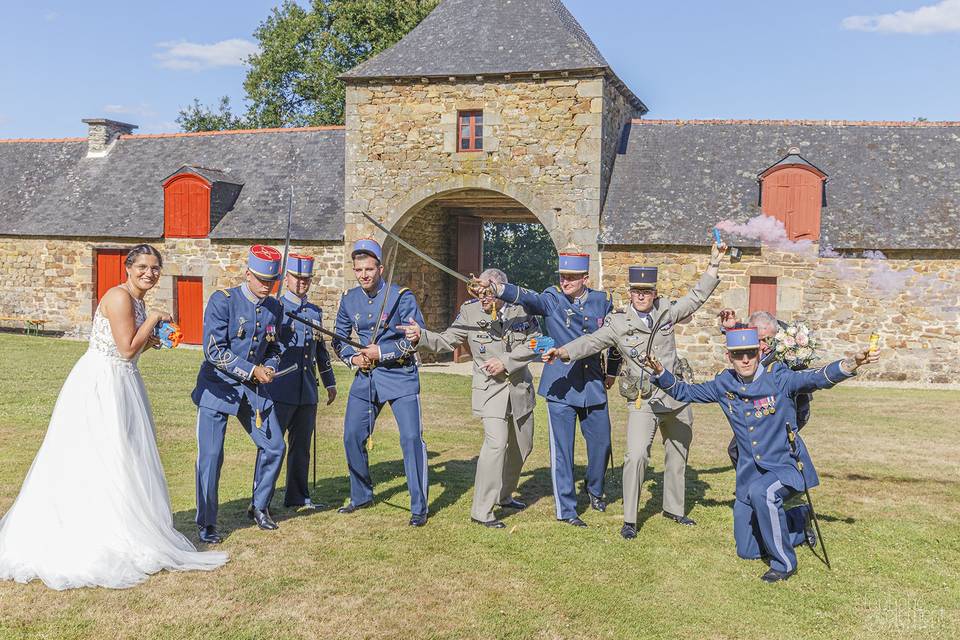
top-left (0, 136), bottom-right (87, 144)
top-left (122, 125), bottom-right (345, 140)
top-left (633, 118), bottom-right (960, 127)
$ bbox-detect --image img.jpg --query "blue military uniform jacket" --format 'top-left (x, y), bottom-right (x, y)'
top-left (265, 290), bottom-right (336, 406)
top-left (652, 360), bottom-right (855, 502)
top-left (498, 283), bottom-right (621, 407)
top-left (333, 283), bottom-right (424, 402)
top-left (192, 284), bottom-right (283, 415)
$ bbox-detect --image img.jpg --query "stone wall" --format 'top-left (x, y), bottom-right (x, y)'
top-left (600, 246), bottom-right (960, 383)
top-left (0, 236), bottom-right (345, 338)
top-left (343, 74), bottom-right (624, 273)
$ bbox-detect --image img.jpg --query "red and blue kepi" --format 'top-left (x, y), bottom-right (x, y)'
top-left (248, 245), bottom-right (283, 280)
top-left (351, 238), bottom-right (382, 262)
top-left (726, 327), bottom-right (760, 351)
top-left (286, 254), bottom-right (315, 277)
top-left (558, 251), bottom-right (589, 274)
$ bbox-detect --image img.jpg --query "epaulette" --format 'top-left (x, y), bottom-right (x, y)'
top-left (613, 307), bottom-right (627, 314)
top-left (215, 288), bottom-right (231, 298)
top-left (606, 291), bottom-right (613, 302)
top-left (552, 285), bottom-right (561, 292)
top-left (767, 362), bottom-right (776, 373)
top-left (398, 287), bottom-right (410, 294)
top-left (463, 298), bottom-right (479, 305)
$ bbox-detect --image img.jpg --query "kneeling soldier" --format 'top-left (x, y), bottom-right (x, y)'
top-left (400, 268), bottom-right (540, 528)
top-left (266, 254), bottom-right (338, 510)
top-left (646, 328), bottom-right (879, 582)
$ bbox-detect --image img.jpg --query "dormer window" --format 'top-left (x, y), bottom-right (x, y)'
top-left (758, 149), bottom-right (827, 242)
top-left (161, 165), bottom-right (243, 238)
top-left (458, 110), bottom-right (483, 152)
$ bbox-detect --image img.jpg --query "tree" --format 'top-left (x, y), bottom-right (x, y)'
top-left (178, 0), bottom-right (439, 132)
top-left (482, 223), bottom-right (559, 294)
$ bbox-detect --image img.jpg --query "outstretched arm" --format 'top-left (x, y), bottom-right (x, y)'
top-left (543, 319), bottom-right (618, 364)
top-left (783, 346), bottom-right (879, 395)
top-left (645, 355), bottom-right (722, 404)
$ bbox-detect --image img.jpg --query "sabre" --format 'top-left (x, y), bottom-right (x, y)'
top-left (786, 421), bottom-right (831, 569)
top-left (275, 186), bottom-right (294, 299)
top-left (286, 311), bottom-right (365, 349)
top-left (360, 211), bottom-right (494, 318)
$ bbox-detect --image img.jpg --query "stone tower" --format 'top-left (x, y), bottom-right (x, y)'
top-left (341, 0), bottom-right (646, 326)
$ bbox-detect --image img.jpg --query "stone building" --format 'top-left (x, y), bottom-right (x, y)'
top-left (1, 0), bottom-right (957, 380)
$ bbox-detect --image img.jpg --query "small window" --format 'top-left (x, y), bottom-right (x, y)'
top-left (458, 110), bottom-right (483, 152)
top-left (749, 276), bottom-right (777, 317)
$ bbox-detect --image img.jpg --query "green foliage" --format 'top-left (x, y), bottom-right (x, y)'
top-left (176, 96), bottom-right (250, 133)
top-left (483, 223), bottom-right (559, 292)
top-left (178, 0), bottom-right (440, 132)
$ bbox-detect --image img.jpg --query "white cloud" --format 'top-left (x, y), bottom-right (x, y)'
top-left (103, 103), bottom-right (157, 118)
top-left (842, 0), bottom-right (960, 34)
top-left (154, 38), bottom-right (259, 71)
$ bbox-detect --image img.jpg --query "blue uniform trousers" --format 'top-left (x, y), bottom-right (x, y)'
top-left (275, 401), bottom-right (318, 507)
top-left (734, 471), bottom-right (810, 573)
top-left (344, 392), bottom-right (428, 516)
top-left (544, 400), bottom-right (611, 520)
top-left (195, 403), bottom-right (286, 527)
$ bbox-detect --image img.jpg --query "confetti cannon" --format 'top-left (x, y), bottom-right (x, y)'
top-left (153, 321), bottom-right (183, 349)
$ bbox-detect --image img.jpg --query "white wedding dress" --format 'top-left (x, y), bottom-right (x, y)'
top-left (0, 298), bottom-right (227, 590)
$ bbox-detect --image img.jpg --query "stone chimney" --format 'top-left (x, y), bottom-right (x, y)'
top-left (81, 118), bottom-right (138, 157)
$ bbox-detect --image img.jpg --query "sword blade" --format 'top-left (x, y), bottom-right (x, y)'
top-left (275, 186), bottom-right (294, 299)
top-left (361, 211), bottom-right (472, 285)
top-left (286, 311), bottom-right (365, 350)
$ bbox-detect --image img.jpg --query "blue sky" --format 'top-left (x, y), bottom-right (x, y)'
top-left (2, 1), bottom-right (958, 138)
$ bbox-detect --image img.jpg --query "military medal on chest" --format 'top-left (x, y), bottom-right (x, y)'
top-left (237, 316), bottom-right (246, 339)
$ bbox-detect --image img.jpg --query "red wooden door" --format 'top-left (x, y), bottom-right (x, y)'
top-left (163, 175), bottom-right (210, 238)
top-left (749, 277), bottom-right (778, 317)
top-left (176, 277), bottom-right (204, 345)
top-left (455, 216), bottom-right (483, 361)
top-left (761, 167), bottom-right (822, 241)
top-left (96, 250), bottom-right (127, 304)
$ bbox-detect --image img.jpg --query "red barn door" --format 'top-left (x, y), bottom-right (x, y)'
top-left (96, 250), bottom-right (127, 305)
top-left (176, 277), bottom-right (204, 345)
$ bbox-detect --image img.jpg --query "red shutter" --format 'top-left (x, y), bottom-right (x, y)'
top-left (175, 277), bottom-right (204, 345)
top-left (96, 250), bottom-right (127, 304)
top-left (163, 174), bottom-right (211, 238)
top-left (749, 277), bottom-right (777, 317)
top-left (760, 166), bottom-right (822, 241)
top-left (454, 216), bottom-right (483, 361)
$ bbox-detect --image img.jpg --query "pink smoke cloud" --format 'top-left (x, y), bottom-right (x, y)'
top-left (715, 215), bottom-right (815, 255)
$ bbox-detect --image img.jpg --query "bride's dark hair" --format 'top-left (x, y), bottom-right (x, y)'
top-left (124, 244), bottom-right (163, 268)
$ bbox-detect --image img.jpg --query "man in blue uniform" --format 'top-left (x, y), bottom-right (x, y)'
top-left (192, 245), bottom-right (286, 544)
top-left (332, 239), bottom-right (429, 526)
top-left (266, 254), bottom-right (338, 510)
top-left (477, 250), bottom-right (621, 526)
top-left (646, 328), bottom-right (880, 582)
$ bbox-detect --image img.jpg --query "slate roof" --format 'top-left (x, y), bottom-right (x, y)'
top-left (0, 127), bottom-right (345, 241)
top-left (342, 0), bottom-right (646, 112)
top-left (600, 120), bottom-right (960, 250)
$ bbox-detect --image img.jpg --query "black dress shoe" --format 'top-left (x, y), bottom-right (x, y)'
top-left (662, 511), bottom-right (696, 526)
top-left (198, 525), bottom-right (223, 544)
top-left (761, 568), bottom-right (796, 583)
top-left (251, 508), bottom-right (279, 530)
top-left (247, 503), bottom-right (274, 520)
top-left (588, 494), bottom-right (607, 512)
top-left (560, 517), bottom-right (587, 527)
top-left (409, 513), bottom-right (428, 527)
top-left (620, 522), bottom-right (637, 539)
top-left (498, 499), bottom-right (527, 510)
top-left (471, 517), bottom-right (506, 529)
top-left (337, 500), bottom-right (372, 514)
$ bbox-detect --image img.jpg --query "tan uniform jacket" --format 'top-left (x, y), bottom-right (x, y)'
top-left (418, 301), bottom-right (540, 419)
top-left (563, 271), bottom-right (720, 412)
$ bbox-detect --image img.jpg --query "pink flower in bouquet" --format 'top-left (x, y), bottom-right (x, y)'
top-left (783, 335), bottom-right (797, 348)
top-left (795, 332), bottom-right (809, 347)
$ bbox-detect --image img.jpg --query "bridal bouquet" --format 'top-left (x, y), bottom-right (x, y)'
top-left (770, 321), bottom-right (818, 367)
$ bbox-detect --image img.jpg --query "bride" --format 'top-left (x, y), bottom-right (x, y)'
top-left (0, 244), bottom-right (227, 590)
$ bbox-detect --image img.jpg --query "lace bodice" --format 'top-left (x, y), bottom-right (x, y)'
top-left (89, 297), bottom-right (147, 363)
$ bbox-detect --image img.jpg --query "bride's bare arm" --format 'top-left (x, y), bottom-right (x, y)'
top-left (101, 288), bottom-right (166, 359)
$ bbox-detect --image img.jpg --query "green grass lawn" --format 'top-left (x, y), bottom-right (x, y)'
top-left (0, 333), bottom-right (957, 639)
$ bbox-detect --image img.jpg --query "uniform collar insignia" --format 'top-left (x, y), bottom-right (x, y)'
top-left (240, 283), bottom-right (261, 304)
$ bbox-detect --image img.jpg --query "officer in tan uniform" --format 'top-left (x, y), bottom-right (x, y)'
top-left (399, 268), bottom-right (540, 528)
top-left (544, 242), bottom-right (726, 539)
